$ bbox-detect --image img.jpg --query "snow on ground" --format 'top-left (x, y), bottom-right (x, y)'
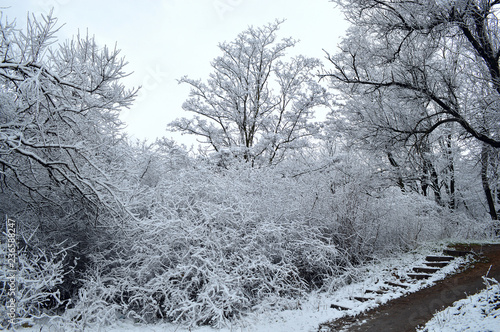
top-left (417, 277), bottom-right (500, 332)
top-left (21, 241), bottom-right (480, 332)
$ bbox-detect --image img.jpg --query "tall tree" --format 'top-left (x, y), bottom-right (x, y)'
top-left (323, 0), bottom-right (500, 147)
top-left (322, 0), bottom-right (500, 219)
top-left (169, 20), bottom-right (329, 166)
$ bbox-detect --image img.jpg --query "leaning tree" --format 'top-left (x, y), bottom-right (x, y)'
top-left (0, 11), bottom-right (137, 315)
top-left (0, 12), bottom-right (137, 224)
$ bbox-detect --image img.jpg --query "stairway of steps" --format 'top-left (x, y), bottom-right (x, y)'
top-left (329, 248), bottom-right (473, 311)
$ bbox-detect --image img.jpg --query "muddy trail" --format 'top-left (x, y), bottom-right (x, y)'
top-left (318, 243), bottom-right (500, 332)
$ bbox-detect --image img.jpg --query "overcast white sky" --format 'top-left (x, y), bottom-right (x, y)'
top-left (2, 0), bottom-right (349, 146)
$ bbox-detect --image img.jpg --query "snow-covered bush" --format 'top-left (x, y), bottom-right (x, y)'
top-left (77, 164), bottom-right (348, 328)
top-left (68, 158), bottom-right (483, 329)
top-left (58, 270), bottom-right (123, 331)
top-left (295, 155), bottom-right (493, 258)
top-left (0, 226), bottom-right (68, 329)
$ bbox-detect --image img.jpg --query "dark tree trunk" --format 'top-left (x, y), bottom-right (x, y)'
top-left (420, 144), bottom-right (443, 206)
top-left (387, 152), bottom-right (405, 191)
top-left (481, 144), bottom-right (498, 220)
top-left (426, 160), bottom-right (443, 206)
top-left (445, 134), bottom-right (456, 209)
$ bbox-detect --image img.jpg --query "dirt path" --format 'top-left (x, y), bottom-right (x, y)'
top-left (319, 243), bottom-right (500, 332)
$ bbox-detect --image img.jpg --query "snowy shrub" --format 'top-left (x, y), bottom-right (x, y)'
top-left (0, 229), bottom-right (68, 329)
top-left (439, 212), bottom-right (497, 240)
top-left (356, 189), bottom-right (496, 249)
top-left (75, 164), bottom-right (352, 328)
top-left (71, 158), bottom-right (488, 329)
top-left (58, 270), bottom-right (122, 331)
top-left (299, 155), bottom-right (491, 256)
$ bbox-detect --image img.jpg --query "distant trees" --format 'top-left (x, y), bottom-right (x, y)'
top-left (323, 0), bottom-right (500, 220)
top-left (170, 20), bottom-right (329, 166)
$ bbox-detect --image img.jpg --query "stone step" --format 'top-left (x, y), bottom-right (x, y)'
top-left (424, 261), bottom-right (449, 268)
top-left (365, 289), bottom-right (387, 295)
top-left (408, 273), bottom-right (432, 280)
top-left (330, 303), bottom-right (351, 311)
top-left (425, 255), bottom-right (454, 262)
top-left (413, 267), bottom-right (440, 274)
top-left (443, 249), bottom-right (472, 257)
top-left (353, 296), bottom-right (374, 302)
top-left (385, 281), bottom-right (410, 289)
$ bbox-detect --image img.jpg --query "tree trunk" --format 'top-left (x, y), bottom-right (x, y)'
top-left (420, 144), bottom-right (443, 206)
top-left (387, 152), bottom-right (405, 191)
top-left (445, 134), bottom-right (456, 209)
top-left (424, 159), bottom-right (443, 206)
top-left (481, 144), bottom-right (498, 220)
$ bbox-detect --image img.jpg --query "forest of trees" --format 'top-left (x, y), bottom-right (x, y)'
top-left (0, 1), bottom-right (499, 330)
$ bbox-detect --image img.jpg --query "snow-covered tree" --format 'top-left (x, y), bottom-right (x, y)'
top-left (0, 11), bottom-right (137, 323)
top-left (169, 20), bottom-right (329, 166)
top-left (322, 0), bottom-right (500, 221)
top-left (324, 0), bottom-right (500, 147)
top-left (0, 12), bottom-right (137, 222)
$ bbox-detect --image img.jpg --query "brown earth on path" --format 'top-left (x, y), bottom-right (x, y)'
top-left (318, 243), bottom-right (500, 332)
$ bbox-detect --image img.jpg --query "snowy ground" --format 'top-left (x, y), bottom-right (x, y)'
top-left (20, 241), bottom-right (489, 332)
top-left (417, 276), bottom-right (500, 332)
